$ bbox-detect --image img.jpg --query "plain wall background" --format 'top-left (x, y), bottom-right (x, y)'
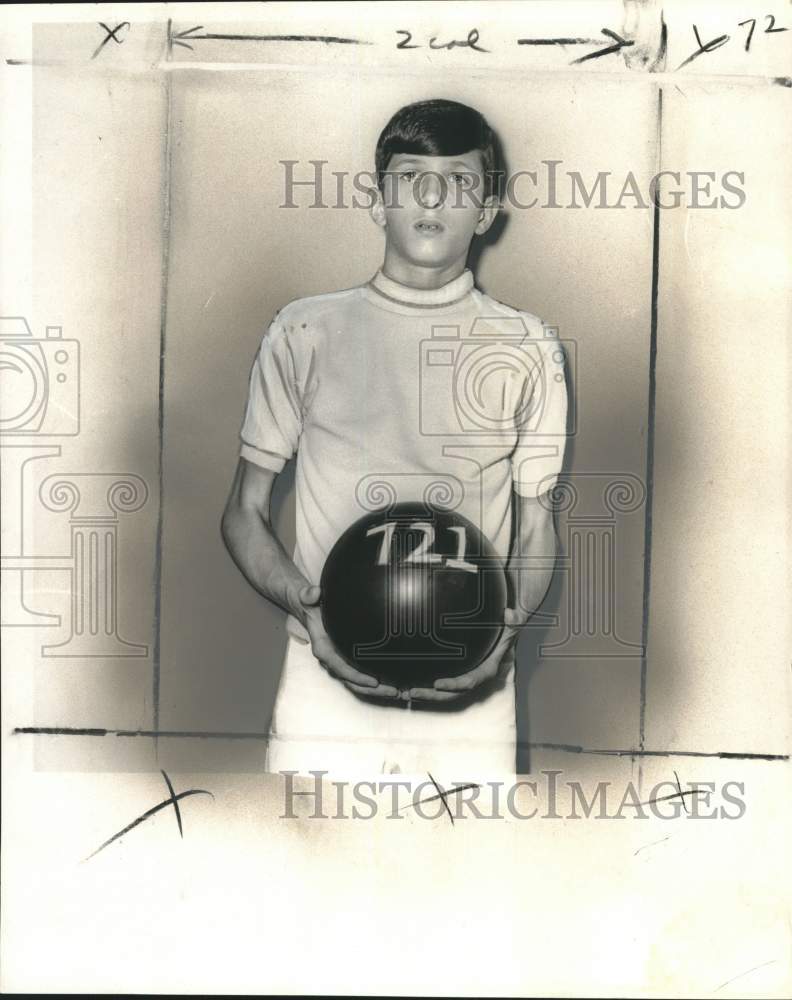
top-left (27, 58), bottom-right (166, 770)
top-left (647, 84), bottom-right (791, 753)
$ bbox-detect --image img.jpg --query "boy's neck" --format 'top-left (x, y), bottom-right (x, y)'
top-left (380, 256), bottom-right (469, 291)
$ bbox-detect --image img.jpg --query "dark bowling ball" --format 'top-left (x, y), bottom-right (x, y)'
top-left (320, 502), bottom-right (507, 689)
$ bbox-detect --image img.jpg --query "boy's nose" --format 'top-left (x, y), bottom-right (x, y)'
top-left (417, 171), bottom-right (445, 209)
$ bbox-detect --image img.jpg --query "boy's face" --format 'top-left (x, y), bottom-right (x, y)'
top-left (371, 150), bottom-right (498, 283)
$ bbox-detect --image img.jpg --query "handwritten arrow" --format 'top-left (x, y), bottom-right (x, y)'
top-left (168, 22), bottom-right (371, 52)
top-left (517, 27), bottom-right (634, 63)
top-left (517, 36), bottom-right (602, 46)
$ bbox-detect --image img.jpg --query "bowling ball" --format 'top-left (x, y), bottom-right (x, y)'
top-left (320, 502), bottom-right (507, 689)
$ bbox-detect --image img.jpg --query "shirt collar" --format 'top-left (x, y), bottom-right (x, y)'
top-left (368, 268), bottom-right (475, 309)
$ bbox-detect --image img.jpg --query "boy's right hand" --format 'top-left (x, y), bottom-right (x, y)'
top-left (296, 585), bottom-right (400, 701)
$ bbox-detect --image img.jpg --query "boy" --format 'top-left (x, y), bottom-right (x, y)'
top-left (221, 99), bottom-right (567, 780)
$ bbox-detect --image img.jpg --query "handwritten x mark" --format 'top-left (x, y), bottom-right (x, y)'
top-left (397, 772), bottom-right (481, 824)
top-left (84, 770), bottom-right (213, 861)
top-left (677, 24), bottom-right (730, 70)
top-left (92, 22), bottom-right (130, 60)
top-left (639, 770), bottom-right (696, 813)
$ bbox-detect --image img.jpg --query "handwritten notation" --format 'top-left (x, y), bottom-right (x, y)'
top-left (680, 13), bottom-right (787, 68)
top-left (737, 13), bottom-right (788, 50)
top-left (83, 770), bottom-right (214, 861)
top-left (396, 28), bottom-right (489, 52)
top-left (166, 13), bottom-right (790, 72)
top-left (91, 21), bottom-right (130, 60)
top-left (168, 21), bottom-right (373, 50)
top-left (6, 12), bottom-right (790, 76)
top-left (168, 22), bottom-right (371, 52)
top-left (517, 27), bottom-right (634, 64)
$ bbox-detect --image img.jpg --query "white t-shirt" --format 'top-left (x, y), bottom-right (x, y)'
top-left (239, 268), bottom-right (568, 776)
top-left (241, 268), bottom-right (568, 633)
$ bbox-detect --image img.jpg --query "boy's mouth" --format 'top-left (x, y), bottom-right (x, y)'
top-left (413, 220), bottom-right (445, 235)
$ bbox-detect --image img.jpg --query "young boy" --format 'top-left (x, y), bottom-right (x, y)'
top-left (221, 99), bottom-right (567, 781)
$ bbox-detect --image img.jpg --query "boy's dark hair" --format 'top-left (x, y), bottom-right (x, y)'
top-left (375, 99), bottom-right (501, 198)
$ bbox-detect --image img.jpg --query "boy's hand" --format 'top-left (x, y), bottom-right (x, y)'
top-left (407, 607), bottom-right (524, 703)
top-left (297, 585), bottom-right (401, 700)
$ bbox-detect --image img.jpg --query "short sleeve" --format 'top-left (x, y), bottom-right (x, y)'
top-left (510, 331), bottom-right (569, 499)
top-left (239, 316), bottom-right (303, 472)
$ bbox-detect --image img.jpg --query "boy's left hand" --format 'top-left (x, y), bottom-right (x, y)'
top-left (407, 608), bottom-right (525, 703)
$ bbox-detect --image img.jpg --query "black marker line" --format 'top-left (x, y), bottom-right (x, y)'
top-left (84, 786), bottom-right (213, 861)
top-left (710, 751), bottom-right (789, 761)
top-left (655, 15), bottom-right (669, 71)
top-left (13, 726), bottom-right (110, 736)
top-left (13, 727), bottom-right (269, 739)
top-left (673, 769), bottom-right (689, 813)
top-left (12, 727), bottom-right (789, 761)
top-left (116, 728), bottom-right (270, 739)
top-left (633, 835), bottom-right (671, 856)
top-left (522, 740), bottom-right (788, 761)
top-left (517, 37), bottom-right (601, 46)
top-left (571, 28), bottom-right (634, 64)
top-left (397, 782), bottom-right (480, 817)
top-left (160, 768), bottom-right (183, 837)
top-left (202, 33), bottom-right (369, 44)
top-left (152, 32), bottom-right (175, 736)
top-left (638, 788), bottom-right (698, 807)
top-left (714, 959), bottom-right (777, 993)
top-left (638, 772), bottom-right (697, 809)
top-left (426, 771), bottom-right (455, 824)
top-left (639, 86), bottom-right (663, 774)
top-left (170, 25), bottom-right (370, 50)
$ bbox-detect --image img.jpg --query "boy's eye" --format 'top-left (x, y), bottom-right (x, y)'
top-left (400, 171), bottom-right (417, 182)
top-left (449, 173), bottom-right (471, 187)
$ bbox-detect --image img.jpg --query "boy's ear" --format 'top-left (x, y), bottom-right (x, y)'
top-left (474, 195), bottom-right (500, 236)
top-left (370, 187), bottom-right (387, 229)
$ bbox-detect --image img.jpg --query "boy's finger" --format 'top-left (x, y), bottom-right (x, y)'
top-left (344, 681), bottom-right (400, 699)
top-left (321, 657), bottom-right (380, 689)
top-left (298, 584), bottom-right (322, 606)
top-left (407, 686), bottom-right (463, 703)
top-left (433, 660), bottom-right (499, 692)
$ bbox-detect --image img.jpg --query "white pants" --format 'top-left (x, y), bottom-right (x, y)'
top-left (266, 636), bottom-right (517, 783)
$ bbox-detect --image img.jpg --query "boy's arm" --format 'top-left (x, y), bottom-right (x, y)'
top-left (505, 492), bottom-right (558, 629)
top-left (408, 492), bottom-right (557, 701)
top-left (220, 457), bottom-right (398, 698)
top-left (221, 458), bottom-right (309, 620)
